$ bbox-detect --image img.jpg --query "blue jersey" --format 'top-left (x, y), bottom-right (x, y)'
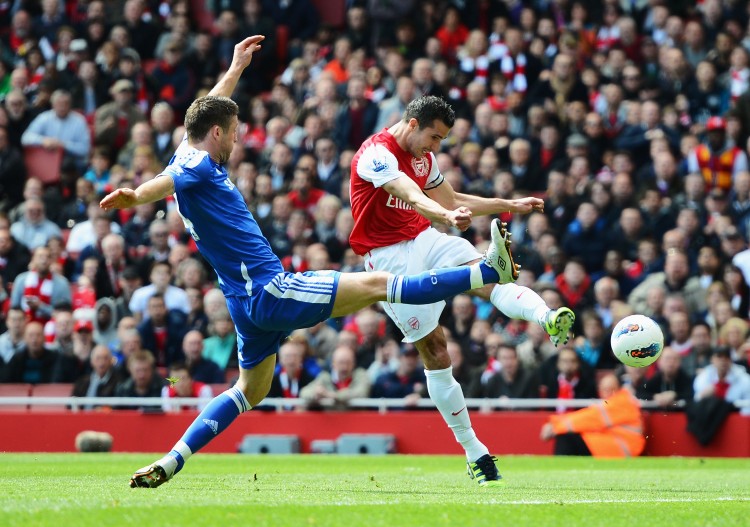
top-left (163, 138), bottom-right (283, 297)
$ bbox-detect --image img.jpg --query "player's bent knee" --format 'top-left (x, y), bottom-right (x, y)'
top-left (240, 383), bottom-right (271, 407)
top-left (235, 361), bottom-right (275, 406)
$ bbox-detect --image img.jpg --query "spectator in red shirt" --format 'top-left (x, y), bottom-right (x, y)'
top-left (539, 347), bottom-right (598, 408)
top-left (556, 258), bottom-right (594, 312)
top-left (137, 293), bottom-right (186, 369)
top-left (7, 10), bottom-right (34, 56)
top-left (149, 40), bottom-right (196, 117)
top-left (267, 338), bottom-right (317, 399)
top-left (301, 345), bottom-right (370, 410)
top-left (161, 362), bottom-right (213, 412)
top-left (435, 6), bottom-right (469, 63)
top-left (287, 167), bottom-right (326, 216)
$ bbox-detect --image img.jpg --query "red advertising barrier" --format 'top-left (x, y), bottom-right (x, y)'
top-left (0, 410), bottom-right (748, 456)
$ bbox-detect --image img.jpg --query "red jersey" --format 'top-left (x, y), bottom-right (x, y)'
top-left (167, 382), bottom-right (208, 399)
top-left (349, 129), bottom-right (444, 255)
top-left (287, 187), bottom-right (326, 216)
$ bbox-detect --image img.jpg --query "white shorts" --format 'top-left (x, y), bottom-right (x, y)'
top-left (364, 227), bottom-right (482, 343)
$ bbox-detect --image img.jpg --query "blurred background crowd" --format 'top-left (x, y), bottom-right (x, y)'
top-left (1, 0), bottom-right (750, 412)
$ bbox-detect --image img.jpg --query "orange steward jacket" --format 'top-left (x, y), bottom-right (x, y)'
top-left (549, 388), bottom-right (645, 458)
top-left (694, 144), bottom-right (742, 193)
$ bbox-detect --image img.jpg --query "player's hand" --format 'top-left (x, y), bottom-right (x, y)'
top-left (447, 206), bottom-right (472, 231)
top-left (506, 197), bottom-right (544, 214)
top-left (100, 188), bottom-right (138, 211)
top-left (231, 35), bottom-right (265, 71)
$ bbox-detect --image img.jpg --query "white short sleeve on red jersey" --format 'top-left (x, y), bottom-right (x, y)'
top-left (355, 143), bottom-right (405, 188)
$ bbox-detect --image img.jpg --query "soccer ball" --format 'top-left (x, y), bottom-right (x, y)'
top-left (610, 314), bottom-right (664, 368)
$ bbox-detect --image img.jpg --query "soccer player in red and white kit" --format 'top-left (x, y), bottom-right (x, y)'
top-left (350, 96), bottom-right (575, 486)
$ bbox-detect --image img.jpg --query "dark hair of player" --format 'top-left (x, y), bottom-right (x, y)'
top-left (184, 95), bottom-right (239, 142)
top-left (403, 96), bottom-right (456, 129)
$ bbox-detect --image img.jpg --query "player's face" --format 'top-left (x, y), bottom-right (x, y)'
top-left (407, 118), bottom-right (450, 158)
top-left (218, 116), bottom-right (239, 164)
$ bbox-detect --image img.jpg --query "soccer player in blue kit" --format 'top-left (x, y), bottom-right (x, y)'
top-left (100, 36), bottom-right (526, 488)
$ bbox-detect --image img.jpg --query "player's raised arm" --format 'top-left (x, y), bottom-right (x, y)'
top-left (207, 35), bottom-right (265, 98)
top-left (100, 174), bottom-right (175, 211)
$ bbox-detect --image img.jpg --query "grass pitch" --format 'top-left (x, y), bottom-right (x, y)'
top-left (1, 454), bottom-right (748, 527)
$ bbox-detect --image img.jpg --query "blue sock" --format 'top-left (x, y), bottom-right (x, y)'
top-left (477, 262), bottom-right (499, 283)
top-left (387, 263), bottom-right (498, 305)
top-left (168, 387), bottom-right (250, 475)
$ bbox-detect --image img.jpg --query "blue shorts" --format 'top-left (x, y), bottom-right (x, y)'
top-left (225, 270), bottom-right (341, 369)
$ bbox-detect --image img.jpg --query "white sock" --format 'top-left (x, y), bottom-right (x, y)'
top-left (490, 283), bottom-right (550, 327)
top-left (171, 440), bottom-right (193, 462)
top-left (157, 457), bottom-right (178, 478)
top-left (425, 366), bottom-right (489, 462)
top-left (158, 440), bottom-right (192, 477)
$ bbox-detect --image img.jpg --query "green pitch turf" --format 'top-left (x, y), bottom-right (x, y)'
top-left (1, 454), bottom-right (749, 527)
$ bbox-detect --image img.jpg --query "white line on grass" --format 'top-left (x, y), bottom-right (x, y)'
top-left (320, 497), bottom-right (750, 507)
top-left (488, 497), bottom-right (749, 505)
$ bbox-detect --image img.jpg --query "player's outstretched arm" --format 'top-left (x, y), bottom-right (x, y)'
top-left (207, 35), bottom-right (265, 98)
top-left (426, 180), bottom-right (544, 216)
top-left (457, 194), bottom-right (544, 215)
top-left (100, 175), bottom-right (175, 211)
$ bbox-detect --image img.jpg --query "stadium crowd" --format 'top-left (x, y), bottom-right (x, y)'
top-left (1, 0), bottom-right (750, 413)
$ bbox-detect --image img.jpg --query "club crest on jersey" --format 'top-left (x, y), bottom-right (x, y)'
top-left (412, 156), bottom-right (429, 177)
top-left (408, 317), bottom-right (420, 330)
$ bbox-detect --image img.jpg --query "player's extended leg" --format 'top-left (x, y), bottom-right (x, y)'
top-left (129, 355), bottom-right (276, 488)
top-left (468, 277), bottom-right (575, 347)
top-left (414, 326), bottom-right (502, 487)
top-left (330, 268), bottom-right (487, 317)
top-left (331, 218), bottom-right (519, 317)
